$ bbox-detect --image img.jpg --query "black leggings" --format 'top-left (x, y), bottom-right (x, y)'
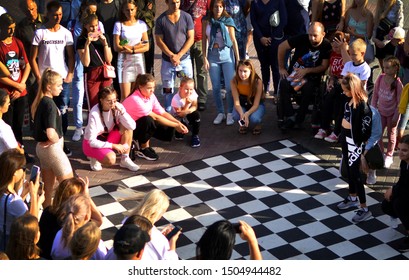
top-left (382, 196), bottom-right (409, 231)
top-left (341, 128), bottom-right (366, 204)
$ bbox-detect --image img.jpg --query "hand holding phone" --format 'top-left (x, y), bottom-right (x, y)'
top-left (30, 165), bottom-right (40, 183)
top-left (238, 119), bottom-right (245, 126)
top-left (166, 225), bottom-right (182, 240)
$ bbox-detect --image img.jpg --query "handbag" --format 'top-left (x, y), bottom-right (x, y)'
top-left (94, 45), bottom-right (116, 79)
top-left (364, 37), bottom-right (375, 64)
top-left (376, 17), bottom-right (394, 40)
top-left (269, 10), bottom-right (280, 27)
top-left (364, 145), bottom-right (385, 170)
top-left (2, 193), bottom-right (11, 250)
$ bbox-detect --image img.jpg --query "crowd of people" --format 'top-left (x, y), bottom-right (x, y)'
top-left (1, 0), bottom-right (409, 259)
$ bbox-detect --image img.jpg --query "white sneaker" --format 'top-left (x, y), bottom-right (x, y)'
top-left (120, 157), bottom-right (140, 171)
top-left (314, 129), bottom-right (327, 139)
top-left (226, 113), bottom-right (234, 126)
top-left (213, 113), bottom-right (226, 125)
top-left (366, 169), bottom-right (376, 185)
top-left (384, 155), bottom-right (393, 168)
top-left (90, 158), bottom-right (102, 171)
top-left (221, 89), bottom-right (226, 99)
top-left (72, 128), bottom-right (83, 142)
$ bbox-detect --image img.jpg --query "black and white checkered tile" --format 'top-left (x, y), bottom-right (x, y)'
top-left (89, 140), bottom-right (409, 260)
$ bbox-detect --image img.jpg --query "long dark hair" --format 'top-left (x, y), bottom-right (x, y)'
top-left (196, 220), bottom-right (236, 260)
top-left (0, 88), bottom-right (9, 107)
top-left (97, 86), bottom-right (117, 114)
top-left (0, 149), bottom-right (26, 196)
top-left (383, 55), bottom-right (401, 91)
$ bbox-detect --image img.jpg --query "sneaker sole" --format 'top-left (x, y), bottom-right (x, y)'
top-left (136, 151), bottom-right (158, 161)
top-left (191, 144), bottom-right (201, 148)
top-left (352, 211), bottom-right (372, 223)
top-left (337, 201), bottom-right (359, 210)
top-left (120, 163), bottom-right (140, 172)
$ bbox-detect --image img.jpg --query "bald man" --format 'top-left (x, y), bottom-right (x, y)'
top-left (277, 22), bottom-right (332, 131)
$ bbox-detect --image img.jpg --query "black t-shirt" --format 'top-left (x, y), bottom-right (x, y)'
top-left (76, 35), bottom-right (111, 73)
top-left (38, 206), bottom-right (61, 260)
top-left (97, 1), bottom-right (119, 43)
top-left (288, 34), bottom-right (332, 78)
top-left (33, 96), bottom-right (63, 142)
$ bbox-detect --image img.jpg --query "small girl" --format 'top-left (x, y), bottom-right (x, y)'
top-left (371, 56), bottom-right (403, 168)
top-left (231, 59), bottom-right (265, 135)
top-left (381, 134), bottom-right (409, 252)
top-left (171, 77), bottom-right (201, 148)
top-left (31, 69), bottom-right (74, 208)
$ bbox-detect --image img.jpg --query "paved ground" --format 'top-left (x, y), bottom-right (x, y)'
top-left (4, 0), bottom-right (409, 259)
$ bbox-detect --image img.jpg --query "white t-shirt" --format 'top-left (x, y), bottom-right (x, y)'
top-left (113, 20), bottom-right (148, 47)
top-left (341, 61), bottom-right (371, 90)
top-left (171, 90), bottom-right (198, 116)
top-left (141, 226), bottom-right (178, 260)
top-left (0, 119), bottom-right (19, 154)
top-left (32, 26), bottom-right (74, 77)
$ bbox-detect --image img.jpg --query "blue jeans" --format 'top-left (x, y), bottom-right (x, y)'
top-left (232, 103), bottom-right (266, 125)
top-left (160, 56), bottom-right (193, 112)
top-left (208, 47), bottom-right (235, 114)
top-left (53, 81), bottom-right (71, 134)
top-left (72, 54), bottom-right (84, 129)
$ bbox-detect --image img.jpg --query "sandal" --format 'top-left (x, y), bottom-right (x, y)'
top-left (252, 125), bottom-right (262, 135)
top-left (239, 126), bottom-right (248, 134)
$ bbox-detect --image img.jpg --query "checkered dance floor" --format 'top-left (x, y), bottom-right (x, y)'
top-left (89, 140), bottom-right (409, 260)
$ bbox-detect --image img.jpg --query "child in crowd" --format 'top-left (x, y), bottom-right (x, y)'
top-left (337, 73), bottom-right (372, 223)
top-left (314, 31), bottom-right (347, 141)
top-left (381, 134), bottom-right (409, 252)
top-left (171, 77), bottom-right (201, 148)
top-left (83, 86), bottom-right (139, 172)
top-left (231, 59), bottom-right (265, 135)
top-left (69, 221), bottom-right (102, 260)
top-left (371, 56), bottom-right (402, 168)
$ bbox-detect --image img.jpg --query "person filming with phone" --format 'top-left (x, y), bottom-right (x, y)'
top-left (0, 149), bottom-right (45, 251)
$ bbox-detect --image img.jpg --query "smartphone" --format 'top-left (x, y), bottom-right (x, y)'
top-left (89, 32), bottom-right (99, 39)
top-left (141, 40), bottom-right (149, 44)
top-left (30, 165), bottom-right (40, 183)
top-left (238, 119), bottom-right (245, 126)
top-left (38, 182), bottom-right (44, 196)
top-left (166, 225), bottom-right (182, 240)
top-left (232, 223), bottom-right (242, 234)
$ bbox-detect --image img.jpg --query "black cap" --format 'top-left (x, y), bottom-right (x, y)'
top-left (114, 224), bottom-right (150, 256)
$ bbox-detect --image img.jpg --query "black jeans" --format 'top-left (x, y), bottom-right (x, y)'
top-left (277, 77), bottom-right (318, 124)
top-left (133, 115), bottom-right (174, 145)
top-left (175, 110), bottom-right (201, 138)
top-left (320, 82), bottom-right (344, 132)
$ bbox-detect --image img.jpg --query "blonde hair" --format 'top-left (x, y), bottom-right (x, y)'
top-left (129, 189), bottom-right (170, 224)
top-left (341, 73), bottom-right (368, 108)
top-left (59, 194), bottom-right (91, 248)
top-left (69, 221), bottom-right (101, 260)
top-left (350, 38), bottom-right (367, 53)
top-left (31, 68), bottom-right (61, 119)
top-left (179, 77), bottom-right (195, 89)
top-left (375, 0), bottom-right (397, 25)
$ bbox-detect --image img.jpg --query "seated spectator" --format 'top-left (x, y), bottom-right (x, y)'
top-left (122, 74), bottom-right (188, 161)
top-left (51, 193), bottom-right (107, 259)
top-left (69, 220), bottom-right (102, 260)
top-left (82, 86), bottom-right (139, 172)
top-left (5, 213), bottom-right (42, 260)
top-left (0, 89), bottom-right (24, 154)
top-left (196, 220), bottom-right (262, 260)
top-left (0, 149), bottom-right (43, 251)
top-left (105, 214), bottom-right (153, 260)
top-left (113, 223), bottom-right (150, 260)
top-left (231, 59), bottom-right (265, 135)
top-left (38, 177), bottom-right (102, 259)
top-left (277, 22), bottom-right (331, 130)
top-left (171, 77), bottom-right (201, 147)
top-left (381, 134), bottom-right (409, 252)
top-left (127, 189), bottom-right (180, 260)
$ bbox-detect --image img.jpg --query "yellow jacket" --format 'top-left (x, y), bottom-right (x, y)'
top-left (399, 83), bottom-right (409, 114)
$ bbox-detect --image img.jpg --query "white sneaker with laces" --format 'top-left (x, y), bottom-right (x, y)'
top-left (213, 113), bottom-right (226, 125)
top-left (226, 113), bottom-right (234, 126)
top-left (120, 157), bottom-right (140, 171)
top-left (384, 155), bottom-right (394, 168)
top-left (72, 128), bottom-right (83, 142)
top-left (90, 158), bottom-right (102, 171)
top-left (366, 169), bottom-right (376, 185)
top-left (314, 129), bottom-right (327, 139)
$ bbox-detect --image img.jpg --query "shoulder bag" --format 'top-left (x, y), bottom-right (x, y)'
top-left (94, 45), bottom-right (116, 79)
top-left (2, 193), bottom-right (11, 250)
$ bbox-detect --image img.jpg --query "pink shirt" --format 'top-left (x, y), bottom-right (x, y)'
top-left (371, 74), bottom-right (402, 118)
top-left (122, 89), bottom-right (165, 121)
